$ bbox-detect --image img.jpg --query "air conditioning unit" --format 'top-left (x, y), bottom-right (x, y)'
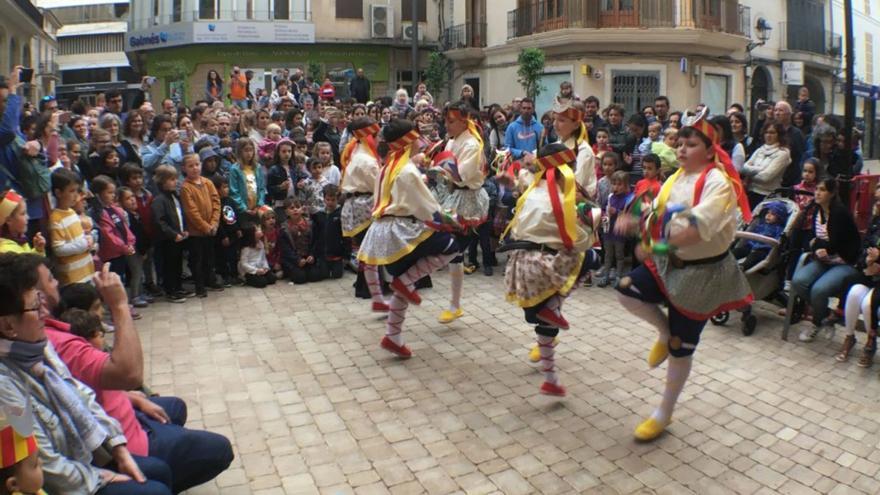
top-left (370, 5), bottom-right (393, 39)
top-left (401, 22), bottom-right (425, 42)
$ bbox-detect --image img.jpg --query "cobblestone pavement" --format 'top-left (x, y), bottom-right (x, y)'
top-left (137, 269), bottom-right (880, 495)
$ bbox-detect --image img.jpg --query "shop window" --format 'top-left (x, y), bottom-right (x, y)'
top-left (117, 67), bottom-right (142, 84)
top-left (336, 0), bottom-right (363, 18)
top-left (703, 73), bottom-right (730, 115)
top-left (61, 68), bottom-right (112, 85)
top-left (402, 0), bottom-right (427, 22)
top-left (274, 0), bottom-right (288, 19)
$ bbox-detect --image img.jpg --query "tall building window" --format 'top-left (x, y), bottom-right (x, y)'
top-left (274, 0), bottom-right (289, 19)
top-left (402, 0), bottom-right (426, 22)
top-left (200, 0), bottom-right (217, 19)
top-left (867, 33), bottom-right (875, 84)
top-left (172, 0), bottom-right (182, 21)
top-left (152, 0), bottom-right (159, 23)
top-left (336, 0), bottom-right (363, 18)
top-left (703, 73), bottom-right (730, 115)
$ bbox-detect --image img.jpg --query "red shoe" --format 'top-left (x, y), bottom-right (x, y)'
top-left (372, 301), bottom-right (390, 312)
top-left (540, 381), bottom-right (566, 397)
top-left (537, 307), bottom-right (569, 330)
top-left (380, 336), bottom-right (412, 358)
top-left (390, 278), bottom-right (421, 305)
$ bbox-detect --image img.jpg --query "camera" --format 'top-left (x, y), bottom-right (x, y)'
top-left (145, 76), bottom-right (157, 86)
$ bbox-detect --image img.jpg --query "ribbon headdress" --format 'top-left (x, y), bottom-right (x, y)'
top-left (504, 147), bottom-right (580, 250)
top-left (0, 190), bottom-right (23, 226)
top-left (656, 107), bottom-right (752, 223)
top-left (372, 128), bottom-right (420, 218)
top-left (0, 403), bottom-right (38, 470)
top-left (340, 121), bottom-right (381, 174)
top-left (552, 100), bottom-right (590, 149)
top-left (441, 106), bottom-right (487, 177)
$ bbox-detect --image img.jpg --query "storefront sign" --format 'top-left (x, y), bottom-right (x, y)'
top-left (781, 61), bottom-right (804, 86)
top-left (126, 21), bottom-right (315, 51)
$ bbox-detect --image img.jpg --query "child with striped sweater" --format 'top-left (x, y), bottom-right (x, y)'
top-left (49, 168), bottom-right (95, 286)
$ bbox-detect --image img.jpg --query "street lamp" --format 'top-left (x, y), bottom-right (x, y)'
top-left (747, 17), bottom-right (772, 52)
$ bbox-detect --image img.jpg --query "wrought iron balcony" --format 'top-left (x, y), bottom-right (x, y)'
top-left (507, 0), bottom-right (745, 39)
top-left (440, 22), bottom-right (487, 51)
top-left (778, 22), bottom-right (842, 59)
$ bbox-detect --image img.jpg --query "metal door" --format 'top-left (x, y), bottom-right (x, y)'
top-left (612, 71), bottom-right (660, 116)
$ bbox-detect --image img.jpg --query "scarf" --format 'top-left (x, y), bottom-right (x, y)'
top-left (0, 338), bottom-right (108, 464)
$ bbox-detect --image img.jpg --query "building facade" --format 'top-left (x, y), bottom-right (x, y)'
top-left (125, 0), bottom-right (440, 104)
top-left (36, 0), bottom-right (141, 107)
top-left (0, 0), bottom-right (51, 103)
top-left (441, 0), bottom-right (752, 116)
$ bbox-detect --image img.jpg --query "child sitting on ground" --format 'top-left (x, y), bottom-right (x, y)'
top-left (733, 201), bottom-right (788, 271)
top-left (279, 199), bottom-right (323, 284)
top-left (238, 223), bottom-right (277, 288)
top-left (597, 171), bottom-right (632, 288)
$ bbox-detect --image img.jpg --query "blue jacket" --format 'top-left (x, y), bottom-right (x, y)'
top-left (0, 94), bottom-right (23, 193)
top-left (227, 164), bottom-right (266, 213)
top-left (504, 116), bottom-right (543, 159)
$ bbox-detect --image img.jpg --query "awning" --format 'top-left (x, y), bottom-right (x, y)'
top-left (59, 52), bottom-right (130, 71)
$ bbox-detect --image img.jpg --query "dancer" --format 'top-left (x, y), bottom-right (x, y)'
top-left (553, 100), bottom-right (597, 200)
top-left (435, 101), bottom-right (489, 323)
top-left (357, 119), bottom-right (460, 358)
top-left (340, 117), bottom-right (387, 311)
top-left (615, 108), bottom-right (753, 441)
top-left (502, 143), bottom-right (600, 397)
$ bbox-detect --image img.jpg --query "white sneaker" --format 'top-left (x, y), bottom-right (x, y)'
top-left (799, 325), bottom-right (820, 342)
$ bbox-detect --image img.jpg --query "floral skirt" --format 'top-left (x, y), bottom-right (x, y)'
top-left (504, 248), bottom-right (585, 308)
top-left (357, 216), bottom-right (433, 266)
top-left (342, 195), bottom-right (374, 237)
top-left (645, 252), bottom-right (753, 320)
top-left (441, 187), bottom-right (489, 227)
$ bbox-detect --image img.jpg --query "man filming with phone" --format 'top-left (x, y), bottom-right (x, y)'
top-left (1, 66), bottom-right (44, 195)
top-left (229, 66), bottom-right (248, 109)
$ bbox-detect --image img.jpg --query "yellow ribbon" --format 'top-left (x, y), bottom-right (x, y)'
top-left (502, 162), bottom-right (578, 248)
top-left (372, 147), bottom-right (412, 218)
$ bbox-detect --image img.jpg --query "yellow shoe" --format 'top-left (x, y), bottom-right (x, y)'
top-left (528, 337), bottom-right (560, 363)
top-left (528, 344), bottom-right (541, 362)
top-left (439, 308), bottom-right (464, 323)
top-left (647, 340), bottom-right (669, 369)
top-left (633, 417), bottom-right (670, 442)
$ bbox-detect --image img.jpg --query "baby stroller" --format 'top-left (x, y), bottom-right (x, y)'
top-left (711, 194), bottom-right (802, 335)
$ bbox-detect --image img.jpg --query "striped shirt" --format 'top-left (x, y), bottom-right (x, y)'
top-left (49, 208), bottom-right (95, 285)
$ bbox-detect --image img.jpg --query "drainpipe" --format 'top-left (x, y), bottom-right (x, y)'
top-left (829, 0), bottom-right (835, 114)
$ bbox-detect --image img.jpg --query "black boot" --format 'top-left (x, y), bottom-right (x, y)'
top-left (353, 271), bottom-right (371, 299)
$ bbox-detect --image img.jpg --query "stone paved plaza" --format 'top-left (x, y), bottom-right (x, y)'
top-left (136, 269), bottom-right (880, 495)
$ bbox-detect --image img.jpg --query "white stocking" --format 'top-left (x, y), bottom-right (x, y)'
top-left (544, 295), bottom-right (563, 317)
top-left (845, 284), bottom-right (871, 337)
top-left (537, 334), bottom-right (558, 384)
top-left (448, 262), bottom-right (463, 311)
top-left (363, 263), bottom-right (386, 304)
top-left (617, 291), bottom-right (670, 340)
top-left (651, 355), bottom-right (692, 424)
top-left (385, 294), bottom-right (409, 345)
top-left (398, 254), bottom-right (456, 289)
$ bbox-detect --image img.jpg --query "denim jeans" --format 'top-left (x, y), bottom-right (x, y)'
top-left (791, 260), bottom-right (859, 325)
top-left (136, 396), bottom-right (234, 493)
top-left (96, 454), bottom-right (172, 495)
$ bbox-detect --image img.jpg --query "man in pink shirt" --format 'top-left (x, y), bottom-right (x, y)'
top-left (37, 261), bottom-right (233, 493)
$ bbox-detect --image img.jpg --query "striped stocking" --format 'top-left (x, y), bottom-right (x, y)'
top-left (363, 263), bottom-right (386, 305)
top-left (398, 253), bottom-right (456, 289)
top-left (537, 333), bottom-right (558, 384)
top-left (385, 294), bottom-right (409, 346)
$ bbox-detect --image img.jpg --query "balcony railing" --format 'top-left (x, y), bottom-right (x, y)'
top-left (778, 22), bottom-right (842, 58)
top-left (38, 61), bottom-right (60, 75)
top-left (129, 9), bottom-right (311, 30)
top-left (440, 22), bottom-right (487, 51)
top-left (507, 0), bottom-right (745, 39)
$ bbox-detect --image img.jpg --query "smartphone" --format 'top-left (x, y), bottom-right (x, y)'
top-left (179, 130), bottom-right (188, 141)
top-left (19, 68), bottom-right (34, 84)
top-left (145, 76), bottom-right (157, 85)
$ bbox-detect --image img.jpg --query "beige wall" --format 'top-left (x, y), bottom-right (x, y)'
top-left (312, 0), bottom-right (440, 42)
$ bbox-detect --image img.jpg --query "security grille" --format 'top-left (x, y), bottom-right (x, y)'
top-left (611, 71), bottom-right (660, 116)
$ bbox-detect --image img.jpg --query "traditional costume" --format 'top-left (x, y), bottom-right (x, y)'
top-left (433, 107), bottom-right (489, 323)
top-left (615, 108), bottom-right (753, 441)
top-left (357, 128), bottom-right (460, 358)
top-left (0, 403), bottom-right (48, 495)
top-left (554, 101), bottom-right (597, 201)
top-left (502, 146), bottom-right (601, 397)
top-left (340, 122), bottom-right (387, 311)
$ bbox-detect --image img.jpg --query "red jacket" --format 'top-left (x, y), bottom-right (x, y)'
top-left (320, 82), bottom-right (336, 101)
top-left (97, 203), bottom-right (135, 261)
